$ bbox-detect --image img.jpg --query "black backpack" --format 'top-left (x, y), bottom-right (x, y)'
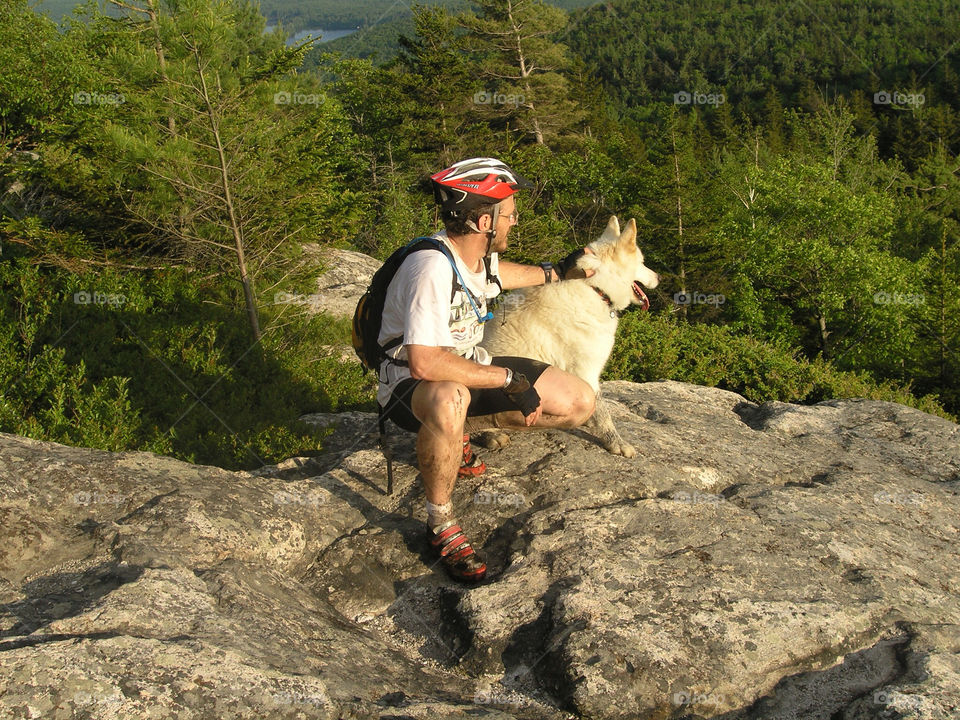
top-left (352, 237), bottom-right (457, 372)
top-left (351, 236), bottom-right (501, 373)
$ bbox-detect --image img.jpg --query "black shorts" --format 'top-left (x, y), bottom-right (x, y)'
top-left (379, 356), bottom-right (551, 433)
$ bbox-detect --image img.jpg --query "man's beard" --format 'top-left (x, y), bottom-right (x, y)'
top-left (490, 228), bottom-right (509, 254)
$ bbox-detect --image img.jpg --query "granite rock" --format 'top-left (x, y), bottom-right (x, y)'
top-left (1, 380), bottom-right (958, 719)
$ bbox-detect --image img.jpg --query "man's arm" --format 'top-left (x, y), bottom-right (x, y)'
top-left (497, 249), bottom-right (596, 290)
top-left (497, 260), bottom-right (557, 290)
top-left (406, 345), bottom-right (508, 388)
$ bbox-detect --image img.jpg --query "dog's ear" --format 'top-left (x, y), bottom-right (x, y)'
top-left (599, 215), bottom-right (621, 244)
top-left (617, 218), bottom-right (638, 251)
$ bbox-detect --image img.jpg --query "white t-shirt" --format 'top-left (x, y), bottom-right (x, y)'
top-left (377, 231), bottom-right (502, 406)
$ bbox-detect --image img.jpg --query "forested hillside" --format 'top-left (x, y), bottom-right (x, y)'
top-left (3, 0), bottom-right (957, 469)
top-left (566, 0), bottom-right (960, 162)
top-left (35, 0), bottom-right (596, 32)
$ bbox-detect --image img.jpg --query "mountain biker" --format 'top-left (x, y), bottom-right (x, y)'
top-left (377, 157), bottom-right (596, 582)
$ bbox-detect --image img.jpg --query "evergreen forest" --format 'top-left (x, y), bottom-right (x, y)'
top-left (2, 0), bottom-right (958, 469)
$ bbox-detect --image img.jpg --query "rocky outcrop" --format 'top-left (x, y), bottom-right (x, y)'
top-left (300, 244), bottom-right (381, 318)
top-left (1, 380), bottom-right (958, 719)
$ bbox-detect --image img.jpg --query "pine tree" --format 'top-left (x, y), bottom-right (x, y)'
top-left (459, 0), bottom-right (585, 145)
top-left (392, 5), bottom-right (477, 163)
top-left (103, 0), bottom-right (339, 342)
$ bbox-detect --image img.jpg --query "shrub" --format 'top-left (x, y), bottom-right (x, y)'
top-left (606, 312), bottom-right (953, 420)
top-left (0, 249), bottom-right (375, 469)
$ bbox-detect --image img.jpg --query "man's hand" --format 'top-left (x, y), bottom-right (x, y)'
top-left (558, 247), bottom-right (597, 279)
top-left (522, 403), bottom-right (543, 426)
top-left (504, 371), bottom-right (542, 425)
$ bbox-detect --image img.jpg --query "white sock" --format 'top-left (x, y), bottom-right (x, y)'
top-left (426, 500), bottom-right (453, 530)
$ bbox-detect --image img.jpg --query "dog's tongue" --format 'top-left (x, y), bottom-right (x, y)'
top-left (632, 282), bottom-right (650, 311)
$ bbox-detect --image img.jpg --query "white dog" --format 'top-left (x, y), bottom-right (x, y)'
top-left (478, 215), bottom-right (659, 457)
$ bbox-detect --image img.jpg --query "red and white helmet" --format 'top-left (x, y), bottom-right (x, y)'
top-left (431, 157), bottom-right (531, 212)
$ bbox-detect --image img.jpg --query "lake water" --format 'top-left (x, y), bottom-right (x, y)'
top-left (264, 27), bottom-right (357, 46)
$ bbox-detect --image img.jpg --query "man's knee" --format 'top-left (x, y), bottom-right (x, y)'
top-left (561, 382), bottom-right (595, 428)
top-left (413, 381), bottom-right (470, 433)
top-left (576, 387), bottom-right (597, 425)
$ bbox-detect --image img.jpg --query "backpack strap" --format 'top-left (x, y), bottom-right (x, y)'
top-left (483, 255), bottom-right (502, 294)
top-left (427, 239), bottom-right (493, 325)
top-left (419, 237), bottom-right (463, 303)
top-left (379, 237), bottom-right (460, 368)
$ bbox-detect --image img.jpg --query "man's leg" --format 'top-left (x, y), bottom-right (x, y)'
top-left (408, 380), bottom-right (487, 582)
top-left (465, 366), bottom-right (595, 433)
top-left (409, 380), bottom-right (469, 514)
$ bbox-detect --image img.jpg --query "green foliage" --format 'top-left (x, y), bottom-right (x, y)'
top-left (6, 0), bottom-right (960, 473)
top-left (607, 312), bottom-right (951, 420)
top-left (0, 256), bottom-right (144, 451)
top-left (460, 0), bottom-right (584, 145)
top-left (567, 0), bottom-right (960, 161)
top-left (0, 239), bottom-right (374, 468)
top-left (715, 154), bottom-right (912, 359)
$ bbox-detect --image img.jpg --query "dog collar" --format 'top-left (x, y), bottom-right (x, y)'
top-left (591, 285), bottom-right (620, 318)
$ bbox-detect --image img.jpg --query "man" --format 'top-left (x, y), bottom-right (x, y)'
top-left (377, 157), bottom-right (595, 583)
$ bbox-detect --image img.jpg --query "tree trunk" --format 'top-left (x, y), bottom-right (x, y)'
top-left (195, 50), bottom-right (261, 343)
top-left (818, 314), bottom-right (830, 356)
top-left (939, 224), bottom-right (947, 384)
top-left (145, 0), bottom-right (177, 136)
top-left (508, 0), bottom-right (544, 145)
top-left (671, 121), bottom-right (687, 319)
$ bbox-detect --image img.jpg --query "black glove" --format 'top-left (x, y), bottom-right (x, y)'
top-left (557, 248), bottom-right (587, 279)
top-left (504, 372), bottom-right (541, 416)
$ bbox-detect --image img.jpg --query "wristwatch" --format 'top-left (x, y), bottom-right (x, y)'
top-left (540, 262), bottom-right (556, 284)
top-left (502, 367), bottom-right (514, 389)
